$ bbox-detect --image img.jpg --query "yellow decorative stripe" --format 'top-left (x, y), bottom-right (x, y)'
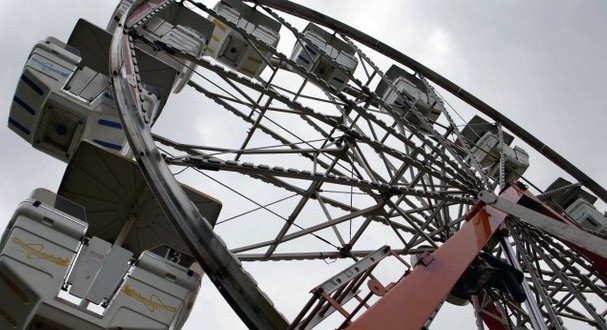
top-left (12, 237), bottom-right (70, 267)
top-left (207, 47), bottom-right (215, 54)
top-left (246, 56), bottom-right (263, 65)
top-left (121, 285), bottom-right (177, 313)
top-left (240, 67), bottom-right (256, 76)
top-left (212, 19), bottom-right (226, 31)
top-left (211, 35), bottom-right (220, 42)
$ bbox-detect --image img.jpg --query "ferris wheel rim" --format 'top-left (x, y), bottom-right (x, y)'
top-left (109, 1), bottom-right (290, 328)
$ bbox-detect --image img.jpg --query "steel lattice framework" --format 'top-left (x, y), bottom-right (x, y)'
top-left (109, 1), bottom-right (607, 329)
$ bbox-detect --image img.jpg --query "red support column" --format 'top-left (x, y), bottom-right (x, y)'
top-left (346, 188), bottom-right (519, 330)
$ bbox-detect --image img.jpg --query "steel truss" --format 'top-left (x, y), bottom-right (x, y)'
top-left (109, 0), bottom-right (607, 329)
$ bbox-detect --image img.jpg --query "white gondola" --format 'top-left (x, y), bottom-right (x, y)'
top-left (543, 178), bottom-right (607, 234)
top-left (108, 1), bottom-right (215, 93)
top-left (206, 0), bottom-right (281, 78)
top-left (460, 116), bottom-right (530, 183)
top-left (8, 19), bottom-right (175, 162)
top-left (375, 65), bottom-right (443, 132)
top-left (290, 23), bottom-right (358, 92)
top-left (0, 142), bottom-right (222, 330)
top-left (566, 199), bottom-right (607, 235)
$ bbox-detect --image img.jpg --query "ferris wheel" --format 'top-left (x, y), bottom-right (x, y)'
top-left (1, 1), bottom-right (606, 329)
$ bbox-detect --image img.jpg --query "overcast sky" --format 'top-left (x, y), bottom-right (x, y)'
top-left (0, 1), bottom-right (605, 329)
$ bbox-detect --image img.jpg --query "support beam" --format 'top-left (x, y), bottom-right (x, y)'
top-left (479, 188), bottom-right (607, 276)
top-left (478, 190), bottom-right (607, 260)
top-left (345, 188), bottom-right (521, 330)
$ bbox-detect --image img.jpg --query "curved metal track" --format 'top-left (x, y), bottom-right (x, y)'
top-left (109, 1), bottom-right (288, 328)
